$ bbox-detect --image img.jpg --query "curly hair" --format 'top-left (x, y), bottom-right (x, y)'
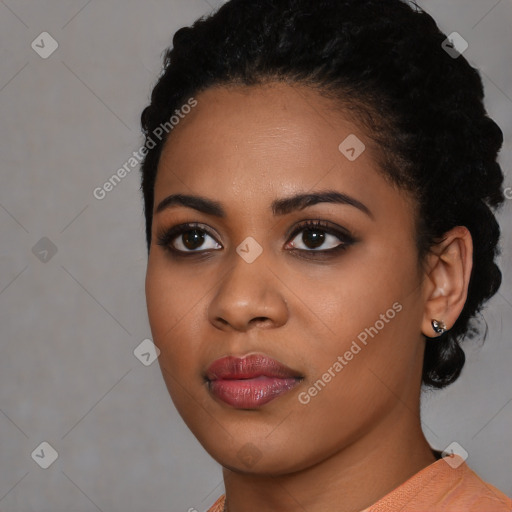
top-left (139, 0), bottom-right (505, 389)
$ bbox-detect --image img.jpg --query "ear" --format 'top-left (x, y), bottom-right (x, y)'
top-left (421, 226), bottom-right (473, 338)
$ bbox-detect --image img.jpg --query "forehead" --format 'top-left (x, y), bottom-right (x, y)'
top-left (153, 82), bottom-right (411, 219)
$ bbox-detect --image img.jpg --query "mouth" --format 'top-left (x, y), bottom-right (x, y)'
top-left (205, 353), bottom-right (303, 409)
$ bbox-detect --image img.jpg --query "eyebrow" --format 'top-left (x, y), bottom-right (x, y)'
top-left (155, 190), bottom-right (373, 219)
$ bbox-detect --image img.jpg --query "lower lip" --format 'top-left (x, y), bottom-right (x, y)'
top-left (208, 375), bottom-right (300, 409)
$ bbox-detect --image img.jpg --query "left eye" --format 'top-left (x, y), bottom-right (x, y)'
top-left (286, 222), bottom-right (350, 251)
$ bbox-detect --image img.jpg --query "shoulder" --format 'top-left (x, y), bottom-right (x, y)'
top-left (206, 494), bottom-right (225, 512)
top-left (367, 455), bottom-right (512, 512)
top-left (454, 463), bottom-right (512, 512)
top-left (205, 459), bottom-right (512, 512)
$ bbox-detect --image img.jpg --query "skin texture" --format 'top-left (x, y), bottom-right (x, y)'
top-left (145, 82), bottom-right (473, 512)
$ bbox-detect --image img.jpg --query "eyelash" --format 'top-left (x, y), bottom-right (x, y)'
top-left (156, 220), bottom-right (356, 258)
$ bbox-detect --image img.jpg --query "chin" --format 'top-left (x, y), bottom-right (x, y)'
top-left (193, 427), bottom-right (319, 476)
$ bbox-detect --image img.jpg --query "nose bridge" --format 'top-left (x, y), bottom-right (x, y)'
top-left (208, 244), bottom-right (288, 330)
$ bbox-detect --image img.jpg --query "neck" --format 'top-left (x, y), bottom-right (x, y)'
top-left (222, 405), bottom-right (437, 512)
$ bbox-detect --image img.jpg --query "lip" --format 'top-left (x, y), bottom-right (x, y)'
top-left (205, 353), bottom-right (303, 409)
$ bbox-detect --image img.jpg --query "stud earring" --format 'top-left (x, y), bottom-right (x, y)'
top-left (431, 319), bottom-right (447, 334)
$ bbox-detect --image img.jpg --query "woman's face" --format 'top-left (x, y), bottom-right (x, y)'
top-left (145, 82), bottom-right (429, 474)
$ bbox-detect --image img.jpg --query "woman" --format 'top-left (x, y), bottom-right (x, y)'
top-left (139, 0), bottom-right (511, 510)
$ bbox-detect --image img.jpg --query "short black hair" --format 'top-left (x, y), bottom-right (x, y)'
top-left (140, 0), bottom-right (505, 389)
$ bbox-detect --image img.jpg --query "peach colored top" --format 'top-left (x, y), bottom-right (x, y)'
top-left (207, 455), bottom-right (511, 512)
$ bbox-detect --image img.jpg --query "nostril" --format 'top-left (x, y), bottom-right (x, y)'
top-left (250, 317), bottom-right (271, 326)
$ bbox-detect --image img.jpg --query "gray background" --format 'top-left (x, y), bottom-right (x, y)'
top-left (0, 1), bottom-right (511, 511)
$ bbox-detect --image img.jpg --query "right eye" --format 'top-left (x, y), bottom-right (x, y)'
top-left (156, 223), bottom-right (222, 255)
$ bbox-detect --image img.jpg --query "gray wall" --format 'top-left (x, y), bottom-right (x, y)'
top-left (0, 1), bottom-right (510, 511)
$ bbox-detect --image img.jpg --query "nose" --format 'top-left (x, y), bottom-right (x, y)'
top-left (207, 250), bottom-right (289, 332)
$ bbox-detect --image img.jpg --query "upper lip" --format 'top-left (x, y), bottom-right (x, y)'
top-left (205, 353), bottom-right (303, 381)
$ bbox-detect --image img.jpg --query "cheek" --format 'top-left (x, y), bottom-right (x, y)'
top-left (145, 261), bottom-right (199, 373)
top-left (297, 255), bottom-right (421, 398)
top-left (146, 258), bottom-right (198, 338)
top-left (145, 270), bottom-right (202, 413)
top-left (145, 258), bottom-right (222, 400)
top-left (304, 261), bottom-right (403, 341)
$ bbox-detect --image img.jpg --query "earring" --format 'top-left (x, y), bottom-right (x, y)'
top-left (431, 319), bottom-right (447, 334)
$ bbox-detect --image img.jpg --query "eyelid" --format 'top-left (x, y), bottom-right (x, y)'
top-left (285, 219), bottom-right (354, 242)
